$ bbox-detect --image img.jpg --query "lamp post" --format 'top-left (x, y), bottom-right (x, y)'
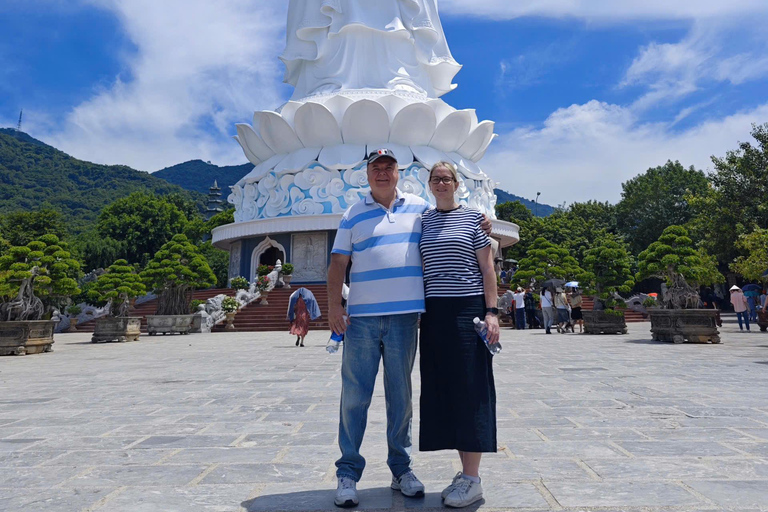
top-left (535, 191), bottom-right (541, 217)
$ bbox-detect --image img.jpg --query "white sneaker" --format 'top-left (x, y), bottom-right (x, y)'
top-left (334, 476), bottom-right (358, 508)
top-left (444, 477), bottom-right (483, 508)
top-left (441, 472), bottom-right (464, 499)
top-left (391, 470), bottom-right (425, 497)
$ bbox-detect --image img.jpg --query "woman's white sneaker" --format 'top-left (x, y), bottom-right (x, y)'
top-left (334, 477), bottom-right (358, 508)
top-left (443, 477), bottom-right (483, 508)
top-left (441, 472), bottom-right (464, 499)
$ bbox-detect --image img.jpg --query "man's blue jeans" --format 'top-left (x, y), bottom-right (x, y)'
top-left (736, 311), bottom-right (751, 331)
top-left (515, 308), bottom-right (526, 330)
top-left (336, 313), bottom-right (418, 482)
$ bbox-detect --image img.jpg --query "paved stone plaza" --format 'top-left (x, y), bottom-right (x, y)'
top-left (1, 319), bottom-right (768, 512)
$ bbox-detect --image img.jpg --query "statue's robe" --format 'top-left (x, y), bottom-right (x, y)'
top-left (281, 0), bottom-right (460, 99)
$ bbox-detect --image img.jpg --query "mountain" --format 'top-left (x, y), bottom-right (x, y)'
top-left (0, 129), bottom-right (202, 233)
top-left (151, 158), bottom-right (555, 216)
top-left (153, 160), bottom-right (251, 194)
top-left (494, 189), bottom-right (555, 217)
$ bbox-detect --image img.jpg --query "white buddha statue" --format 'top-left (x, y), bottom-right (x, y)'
top-left (281, 0), bottom-right (461, 100)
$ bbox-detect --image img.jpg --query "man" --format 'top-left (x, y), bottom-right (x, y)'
top-left (512, 286), bottom-right (526, 330)
top-left (328, 149), bottom-right (490, 508)
top-left (540, 286), bottom-right (555, 334)
top-left (523, 287), bottom-right (539, 329)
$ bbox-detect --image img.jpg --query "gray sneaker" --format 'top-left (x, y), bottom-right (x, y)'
top-left (334, 476), bottom-right (358, 508)
top-left (391, 470), bottom-right (425, 497)
top-left (441, 472), bottom-right (464, 499)
top-left (444, 477), bottom-right (483, 508)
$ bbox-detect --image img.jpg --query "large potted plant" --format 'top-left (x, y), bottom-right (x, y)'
top-left (0, 235), bottom-right (80, 355)
top-left (281, 263), bottom-right (294, 288)
top-left (88, 259), bottom-right (146, 343)
top-left (637, 225), bottom-right (724, 344)
top-left (221, 296), bottom-right (239, 331)
top-left (579, 236), bottom-right (635, 335)
top-left (141, 234), bottom-right (216, 335)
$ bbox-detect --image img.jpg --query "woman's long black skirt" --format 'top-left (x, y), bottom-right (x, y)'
top-left (419, 295), bottom-right (497, 452)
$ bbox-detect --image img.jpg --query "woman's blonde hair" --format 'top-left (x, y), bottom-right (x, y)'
top-left (429, 161), bottom-right (459, 182)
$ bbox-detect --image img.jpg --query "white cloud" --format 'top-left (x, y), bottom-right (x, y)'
top-left (483, 100), bottom-right (768, 205)
top-left (39, 0), bottom-right (288, 172)
top-left (439, 0), bottom-right (768, 21)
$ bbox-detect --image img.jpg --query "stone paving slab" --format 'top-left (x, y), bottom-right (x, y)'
top-left (1, 321), bottom-right (767, 511)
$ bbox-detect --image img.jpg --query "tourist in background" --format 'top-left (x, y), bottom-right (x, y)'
top-left (730, 285), bottom-right (750, 331)
top-left (569, 288), bottom-right (584, 333)
top-left (512, 286), bottom-right (526, 330)
top-left (287, 287), bottom-right (321, 347)
top-left (541, 286), bottom-right (554, 334)
top-left (554, 287), bottom-right (570, 333)
top-left (744, 286), bottom-right (759, 323)
top-left (419, 161), bottom-right (498, 508)
top-left (524, 287), bottom-right (540, 329)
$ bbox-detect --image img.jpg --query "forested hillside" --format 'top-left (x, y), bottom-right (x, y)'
top-left (153, 160), bottom-right (251, 194)
top-left (0, 129), bottom-right (202, 233)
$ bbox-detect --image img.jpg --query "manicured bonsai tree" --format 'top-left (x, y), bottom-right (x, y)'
top-left (0, 234), bottom-right (81, 321)
top-left (636, 225), bottom-right (723, 309)
top-left (140, 234), bottom-right (216, 316)
top-left (87, 259), bottom-right (146, 317)
top-left (579, 235), bottom-right (635, 310)
top-left (513, 237), bottom-right (584, 287)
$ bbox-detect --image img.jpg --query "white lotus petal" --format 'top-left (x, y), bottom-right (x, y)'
top-left (241, 154), bottom-right (286, 185)
top-left (426, 99), bottom-right (455, 124)
top-left (319, 144), bottom-right (366, 169)
top-left (342, 100), bottom-right (389, 145)
top-left (233, 135), bottom-right (260, 166)
top-left (255, 111), bottom-right (304, 154)
top-left (471, 133), bottom-right (498, 162)
top-left (411, 146), bottom-right (449, 170)
top-left (390, 103), bottom-right (436, 146)
top-left (447, 152), bottom-right (486, 180)
top-left (458, 120), bottom-right (495, 160)
top-left (376, 94), bottom-right (409, 121)
top-left (273, 147), bottom-right (322, 176)
top-left (365, 143), bottom-right (413, 169)
top-left (294, 102), bottom-right (343, 147)
top-left (236, 123), bottom-right (274, 162)
top-left (278, 101), bottom-right (303, 128)
top-left (324, 95), bottom-right (354, 125)
top-left (429, 110), bottom-right (473, 153)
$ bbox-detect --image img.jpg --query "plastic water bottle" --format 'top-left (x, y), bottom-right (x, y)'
top-left (473, 317), bottom-right (502, 355)
top-left (326, 331), bottom-right (343, 354)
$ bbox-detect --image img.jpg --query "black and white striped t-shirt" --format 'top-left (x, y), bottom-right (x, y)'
top-left (420, 206), bottom-right (491, 298)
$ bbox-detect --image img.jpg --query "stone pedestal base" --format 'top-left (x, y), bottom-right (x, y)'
top-left (92, 317), bottom-right (141, 343)
top-left (583, 311), bottom-right (628, 335)
top-left (0, 320), bottom-right (55, 355)
top-left (649, 309), bottom-right (721, 344)
top-left (146, 315), bottom-right (194, 335)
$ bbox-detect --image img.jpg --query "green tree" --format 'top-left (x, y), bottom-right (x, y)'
top-left (71, 231), bottom-right (127, 273)
top-left (689, 123), bottom-right (768, 264)
top-left (636, 226), bottom-right (723, 309)
top-left (87, 259), bottom-right (146, 317)
top-left (140, 234), bottom-right (216, 316)
top-left (578, 235), bottom-right (635, 299)
top-left (206, 208), bottom-right (235, 232)
top-left (513, 237), bottom-right (584, 287)
top-left (198, 241), bottom-right (229, 287)
top-left (496, 201), bottom-right (533, 224)
top-left (98, 192), bottom-right (193, 266)
top-left (616, 161), bottom-right (709, 255)
top-left (567, 201), bottom-right (618, 234)
top-left (730, 228), bottom-right (768, 281)
top-left (0, 208), bottom-right (69, 247)
top-left (0, 234), bottom-right (81, 321)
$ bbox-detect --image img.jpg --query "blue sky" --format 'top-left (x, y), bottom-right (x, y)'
top-left (2, 0), bottom-right (768, 205)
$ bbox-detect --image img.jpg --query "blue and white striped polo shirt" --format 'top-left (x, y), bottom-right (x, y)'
top-left (332, 190), bottom-right (430, 317)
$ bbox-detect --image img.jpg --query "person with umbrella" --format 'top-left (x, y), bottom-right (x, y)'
top-left (742, 284), bottom-right (761, 323)
top-left (540, 279), bottom-right (563, 335)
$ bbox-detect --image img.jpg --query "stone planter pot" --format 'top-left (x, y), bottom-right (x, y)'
top-left (67, 318), bottom-right (78, 332)
top-left (283, 275), bottom-right (292, 288)
top-left (259, 291), bottom-right (270, 305)
top-left (225, 312), bottom-right (237, 331)
top-left (0, 320), bottom-right (56, 356)
top-left (583, 310), bottom-right (628, 335)
top-left (146, 314), bottom-right (194, 336)
top-left (91, 317), bottom-right (141, 343)
top-left (649, 309), bottom-right (720, 344)
top-left (757, 310), bottom-right (768, 332)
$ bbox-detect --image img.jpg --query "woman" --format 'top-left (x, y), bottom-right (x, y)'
top-left (569, 288), bottom-right (584, 333)
top-left (287, 287), bottom-right (321, 346)
top-left (554, 287), bottom-right (570, 333)
top-left (419, 161), bottom-right (499, 508)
